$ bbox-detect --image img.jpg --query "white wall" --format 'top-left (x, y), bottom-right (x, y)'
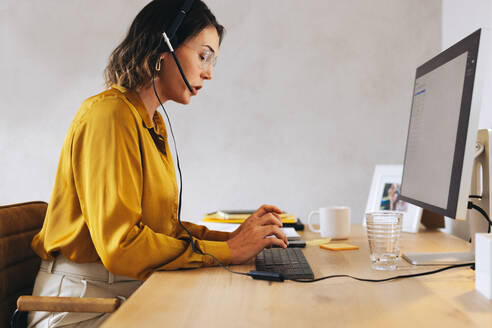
top-left (0, 0), bottom-right (442, 224)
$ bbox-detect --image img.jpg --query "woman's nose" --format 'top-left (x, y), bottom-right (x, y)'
top-left (201, 67), bottom-right (213, 80)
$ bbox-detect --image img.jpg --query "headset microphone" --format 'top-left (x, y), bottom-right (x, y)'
top-left (161, 0), bottom-right (195, 93)
top-left (162, 33), bottom-right (194, 93)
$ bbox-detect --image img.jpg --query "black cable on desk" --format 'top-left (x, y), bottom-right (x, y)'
top-left (289, 262), bottom-right (474, 283)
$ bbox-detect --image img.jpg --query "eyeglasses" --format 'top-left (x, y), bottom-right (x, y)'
top-left (184, 44), bottom-right (217, 70)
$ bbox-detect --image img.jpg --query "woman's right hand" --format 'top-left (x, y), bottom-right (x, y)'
top-left (227, 205), bottom-right (289, 265)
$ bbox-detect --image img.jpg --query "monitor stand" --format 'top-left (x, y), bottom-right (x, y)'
top-left (402, 129), bottom-right (491, 266)
top-left (402, 251), bottom-right (474, 265)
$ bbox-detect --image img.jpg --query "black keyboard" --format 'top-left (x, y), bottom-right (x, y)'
top-left (255, 248), bottom-right (314, 280)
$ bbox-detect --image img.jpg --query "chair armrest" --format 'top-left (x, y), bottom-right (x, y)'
top-left (17, 296), bottom-right (121, 313)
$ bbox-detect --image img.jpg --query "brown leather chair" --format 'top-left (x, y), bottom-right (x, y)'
top-left (0, 202), bottom-right (120, 328)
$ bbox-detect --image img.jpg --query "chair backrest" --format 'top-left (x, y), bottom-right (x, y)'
top-left (0, 202), bottom-right (46, 328)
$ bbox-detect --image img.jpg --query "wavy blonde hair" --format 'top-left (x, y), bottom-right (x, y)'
top-left (104, 0), bottom-right (224, 90)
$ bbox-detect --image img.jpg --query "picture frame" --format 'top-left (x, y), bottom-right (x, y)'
top-left (363, 164), bottom-right (423, 233)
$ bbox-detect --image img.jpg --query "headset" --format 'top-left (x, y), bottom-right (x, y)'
top-left (153, 0), bottom-right (196, 246)
top-left (152, 0), bottom-right (246, 277)
top-left (160, 0), bottom-right (195, 93)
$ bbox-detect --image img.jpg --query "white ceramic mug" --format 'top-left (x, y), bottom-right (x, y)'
top-left (308, 206), bottom-right (351, 239)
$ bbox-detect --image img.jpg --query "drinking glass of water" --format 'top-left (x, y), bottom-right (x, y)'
top-left (365, 212), bottom-right (403, 270)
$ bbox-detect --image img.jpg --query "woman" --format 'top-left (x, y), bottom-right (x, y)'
top-left (28, 1), bottom-right (287, 327)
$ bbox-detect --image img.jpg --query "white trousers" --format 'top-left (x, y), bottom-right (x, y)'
top-left (27, 255), bottom-right (142, 328)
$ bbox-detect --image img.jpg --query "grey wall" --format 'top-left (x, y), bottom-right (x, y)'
top-left (0, 0), bottom-right (442, 224)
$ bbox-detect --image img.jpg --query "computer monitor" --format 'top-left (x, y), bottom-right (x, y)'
top-left (399, 29), bottom-right (490, 265)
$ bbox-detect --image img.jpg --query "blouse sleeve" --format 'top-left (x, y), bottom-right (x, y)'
top-left (71, 98), bottom-right (230, 280)
top-left (175, 222), bottom-right (231, 241)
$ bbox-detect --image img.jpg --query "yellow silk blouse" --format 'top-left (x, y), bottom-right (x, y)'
top-left (31, 85), bottom-right (231, 280)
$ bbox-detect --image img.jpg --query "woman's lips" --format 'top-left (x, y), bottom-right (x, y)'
top-left (192, 86), bottom-right (202, 95)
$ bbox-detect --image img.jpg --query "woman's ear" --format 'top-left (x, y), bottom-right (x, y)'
top-left (155, 53), bottom-right (172, 72)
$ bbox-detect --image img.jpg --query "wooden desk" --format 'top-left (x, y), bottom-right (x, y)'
top-left (102, 225), bottom-right (492, 328)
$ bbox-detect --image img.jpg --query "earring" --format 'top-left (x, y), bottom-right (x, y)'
top-left (155, 58), bottom-right (162, 72)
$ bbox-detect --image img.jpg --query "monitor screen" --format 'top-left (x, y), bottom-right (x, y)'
top-left (400, 29), bottom-right (482, 219)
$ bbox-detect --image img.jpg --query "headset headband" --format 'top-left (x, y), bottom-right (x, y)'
top-left (166, 0), bottom-right (194, 43)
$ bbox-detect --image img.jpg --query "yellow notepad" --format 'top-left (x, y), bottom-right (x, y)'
top-left (203, 212), bottom-right (296, 224)
top-left (320, 243), bottom-right (359, 251)
top-left (202, 217), bottom-right (297, 224)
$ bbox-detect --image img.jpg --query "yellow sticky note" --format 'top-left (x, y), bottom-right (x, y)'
top-left (320, 243), bottom-right (359, 251)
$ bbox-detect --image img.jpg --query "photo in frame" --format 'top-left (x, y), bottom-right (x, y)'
top-left (363, 164), bottom-right (423, 233)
